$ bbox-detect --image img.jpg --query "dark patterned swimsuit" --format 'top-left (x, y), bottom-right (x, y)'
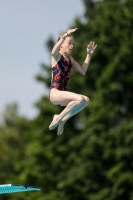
top-left (50, 55), bottom-right (72, 91)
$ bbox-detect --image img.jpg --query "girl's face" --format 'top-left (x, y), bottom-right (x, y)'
top-left (61, 36), bottom-right (75, 55)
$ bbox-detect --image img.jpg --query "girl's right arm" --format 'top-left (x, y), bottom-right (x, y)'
top-left (51, 33), bottom-right (68, 56)
top-left (51, 28), bottom-right (78, 56)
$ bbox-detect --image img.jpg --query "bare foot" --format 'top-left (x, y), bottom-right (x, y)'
top-left (57, 121), bottom-right (65, 136)
top-left (49, 114), bottom-right (59, 130)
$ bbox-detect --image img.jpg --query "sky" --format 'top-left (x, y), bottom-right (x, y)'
top-left (0, 0), bottom-right (84, 119)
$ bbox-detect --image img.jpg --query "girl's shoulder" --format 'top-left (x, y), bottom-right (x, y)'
top-left (69, 55), bottom-right (75, 65)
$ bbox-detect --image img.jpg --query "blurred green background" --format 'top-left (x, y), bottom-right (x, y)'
top-left (0, 0), bottom-right (133, 199)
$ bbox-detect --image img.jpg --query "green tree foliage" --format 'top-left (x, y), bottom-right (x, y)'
top-left (0, 0), bottom-right (133, 200)
top-left (0, 104), bottom-right (32, 200)
top-left (19, 0), bottom-right (133, 200)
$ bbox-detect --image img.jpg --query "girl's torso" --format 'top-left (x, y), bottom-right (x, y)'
top-left (50, 54), bottom-right (72, 91)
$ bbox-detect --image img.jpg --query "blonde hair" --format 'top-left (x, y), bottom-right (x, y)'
top-left (57, 33), bottom-right (73, 41)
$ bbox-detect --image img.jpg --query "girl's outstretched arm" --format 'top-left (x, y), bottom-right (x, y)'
top-left (71, 41), bottom-right (97, 75)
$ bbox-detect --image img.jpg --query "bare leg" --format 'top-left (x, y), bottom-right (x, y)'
top-left (49, 88), bottom-right (90, 133)
top-left (57, 100), bottom-right (89, 135)
top-left (49, 99), bottom-right (85, 130)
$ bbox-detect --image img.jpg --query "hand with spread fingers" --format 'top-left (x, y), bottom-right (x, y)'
top-left (87, 41), bottom-right (97, 56)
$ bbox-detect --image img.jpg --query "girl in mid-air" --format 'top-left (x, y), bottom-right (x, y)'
top-left (49, 28), bottom-right (97, 135)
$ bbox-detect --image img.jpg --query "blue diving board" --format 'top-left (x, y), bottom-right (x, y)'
top-left (0, 184), bottom-right (41, 194)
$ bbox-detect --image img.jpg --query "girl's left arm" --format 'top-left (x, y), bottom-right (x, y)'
top-left (71, 41), bottom-right (97, 75)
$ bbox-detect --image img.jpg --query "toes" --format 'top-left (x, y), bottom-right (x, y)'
top-left (57, 124), bottom-right (62, 135)
top-left (49, 115), bottom-right (59, 130)
top-left (57, 123), bottom-right (64, 136)
top-left (60, 128), bottom-right (64, 135)
top-left (49, 122), bottom-right (58, 130)
top-left (49, 120), bottom-right (59, 130)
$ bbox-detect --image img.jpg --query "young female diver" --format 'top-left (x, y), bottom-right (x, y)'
top-left (49, 28), bottom-right (97, 135)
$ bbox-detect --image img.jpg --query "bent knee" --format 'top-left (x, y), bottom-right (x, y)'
top-left (76, 96), bottom-right (85, 105)
top-left (83, 96), bottom-right (90, 106)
